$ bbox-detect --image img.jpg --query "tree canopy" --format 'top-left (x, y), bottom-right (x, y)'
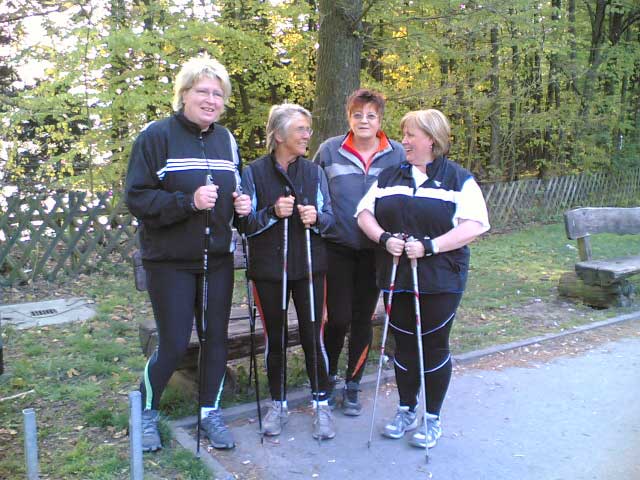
top-left (1, 0), bottom-right (639, 193)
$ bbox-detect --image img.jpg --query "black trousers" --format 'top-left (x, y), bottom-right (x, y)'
top-left (388, 291), bottom-right (462, 416)
top-left (323, 243), bottom-right (380, 383)
top-left (253, 276), bottom-right (329, 401)
top-left (141, 256), bottom-right (233, 410)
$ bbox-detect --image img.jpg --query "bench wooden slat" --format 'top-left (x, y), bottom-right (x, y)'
top-left (561, 207), bottom-right (640, 307)
top-left (565, 207), bottom-right (640, 240)
top-left (575, 256), bottom-right (640, 286)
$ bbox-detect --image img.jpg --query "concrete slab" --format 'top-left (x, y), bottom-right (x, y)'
top-left (0, 298), bottom-right (95, 329)
top-left (171, 316), bottom-right (640, 480)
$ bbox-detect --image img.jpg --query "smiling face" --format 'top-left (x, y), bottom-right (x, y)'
top-left (276, 113), bottom-right (312, 160)
top-left (348, 102), bottom-right (381, 142)
top-left (402, 121), bottom-right (435, 167)
top-left (182, 76), bottom-right (225, 130)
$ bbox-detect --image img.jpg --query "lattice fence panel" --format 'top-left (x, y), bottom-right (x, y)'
top-left (1, 168), bottom-right (639, 285)
top-left (480, 167), bottom-right (640, 229)
top-left (0, 192), bottom-right (137, 286)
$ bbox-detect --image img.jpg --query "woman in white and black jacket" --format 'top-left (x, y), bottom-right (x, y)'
top-left (125, 55), bottom-right (251, 452)
top-left (357, 109), bottom-right (489, 451)
top-left (239, 104), bottom-right (336, 441)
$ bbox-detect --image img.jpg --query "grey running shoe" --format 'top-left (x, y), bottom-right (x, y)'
top-left (408, 416), bottom-right (442, 449)
top-left (342, 381), bottom-right (362, 416)
top-left (327, 375), bottom-right (341, 410)
top-left (312, 404), bottom-right (336, 440)
top-left (382, 406), bottom-right (418, 439)
top-left (262, 400), bottom-right (289, 436)
top-left (141, 409), bottom-right (162, 452)
top-left (201, 409), bottom-right (235, 449)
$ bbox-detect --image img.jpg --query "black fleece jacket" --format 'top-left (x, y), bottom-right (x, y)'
top-left (125, 111), bottom-right (241, 267)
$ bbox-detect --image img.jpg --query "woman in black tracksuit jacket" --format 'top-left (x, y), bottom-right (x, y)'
top-left (125, 56), bottom-right (251, 452)
top-left (357, 109), bottom-right (489, 451)
top-left (239, 104), bottom-right (336, 441)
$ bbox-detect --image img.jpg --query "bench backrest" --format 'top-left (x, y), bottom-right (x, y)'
top-left (565, 207), bottom-right (640, 239)
top-left (564, 207), bottom-right (640, 261)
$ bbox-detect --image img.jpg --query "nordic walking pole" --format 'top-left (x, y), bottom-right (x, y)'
top-left (367, 252), bottom-right (400, 448)
top-left (238, 187), bottom-right (264, 443)
top-left (409, 237), bottom-right (429, 463)
top-left (196, 173), bottom-right (214, 457)
top-left (302, 198), bottom-right (321, 445)
top-left (280, 186), bottom-right (291, 427)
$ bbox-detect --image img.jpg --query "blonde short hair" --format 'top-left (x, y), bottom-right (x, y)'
top-left (265, 103), bottom-right (312, 154)
top-left (400, 109), bottom-right (451, 157)
top-left (172, 55), bottom-right (232, 111)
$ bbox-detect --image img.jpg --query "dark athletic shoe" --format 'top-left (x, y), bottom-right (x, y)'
top-left (408, 416), bottom-right (442, 449)
top-left (141, 409), bottom-right (162, 452)
top-left (342, 381), bottom-right (362, 416)
top-left (202, 409), bottom-right (235, 449)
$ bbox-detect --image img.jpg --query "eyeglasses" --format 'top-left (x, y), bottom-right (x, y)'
top-left (293, 126), bottom-right (313, 135)
top-left (351, 112), bottom-right (379, 122)
top-left (192, 88), bottom-right (224, 100)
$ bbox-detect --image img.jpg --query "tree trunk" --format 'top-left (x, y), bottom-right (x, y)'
top-left (489, 25), bottom-right (501, 172)
top-left (310, 0), bottom-right (363, 155)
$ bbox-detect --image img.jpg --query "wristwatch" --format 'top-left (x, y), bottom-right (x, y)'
top-left (379, 231), bottom-right (392, 247)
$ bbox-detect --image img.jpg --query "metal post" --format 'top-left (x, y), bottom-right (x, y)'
top-left (23, 408), bottom-right (39, 480)
top-left (128, 391), bottom-right (144, 480)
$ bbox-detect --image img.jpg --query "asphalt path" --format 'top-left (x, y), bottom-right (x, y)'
top-left (172, 317), bottom-right (640, 480)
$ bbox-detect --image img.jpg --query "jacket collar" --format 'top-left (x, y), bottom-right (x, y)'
top-left (175, 110), bottom-right (216, 136)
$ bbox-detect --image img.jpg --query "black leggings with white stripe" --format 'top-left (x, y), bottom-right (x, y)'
top-left (141, 256), bottom-right (234, 410)
top-left (388, 291), bottom-right (462, 415)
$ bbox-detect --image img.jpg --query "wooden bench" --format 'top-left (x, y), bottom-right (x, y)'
top-left (558, 207), bottom-right (640, 308)
top-left (135, 233), bottom-right (385, 377)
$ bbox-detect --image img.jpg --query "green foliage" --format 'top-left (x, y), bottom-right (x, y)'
top-left (2, 0), bottom-right (639, 189)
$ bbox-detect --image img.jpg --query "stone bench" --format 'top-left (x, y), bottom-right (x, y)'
top-left (559, 207), bottom-right (640, 308)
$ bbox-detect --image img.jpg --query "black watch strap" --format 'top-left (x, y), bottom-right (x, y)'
top-left (379, 231), bottom-right (392, 247)
top-left (420, 237), bottom-right (435, 256)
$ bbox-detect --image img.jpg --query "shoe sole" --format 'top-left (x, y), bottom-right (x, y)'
top-left (342, 406), bottom-right (362, 416)
top-left (210, 441), bottom-right (236, 450)
top-left (408, 437), bottom-right (437, 449)
top-left (381, 418), bottom-right (419, 439)
top-left (312, 432), bottom-right (336, 440)
top-left (142, 444), bottom-right (162, 453)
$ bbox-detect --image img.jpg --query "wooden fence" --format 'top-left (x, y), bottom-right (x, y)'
top-left (1, 168), bottom-right (639, 286)
top-left (0, 192), bottom-right (137, 286)
top-left (481, 169), bottom-right (640, 229)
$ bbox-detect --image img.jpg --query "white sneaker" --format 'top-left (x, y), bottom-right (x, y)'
top-left (382, 406), bottom-right (418, 439)
top-left (262, 400), bottom-right (289, 436)
top-left (408, 416), bottom-right (442, 449)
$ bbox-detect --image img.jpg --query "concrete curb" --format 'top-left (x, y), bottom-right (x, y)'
top-left (169, 309), bottom-right (640, 479)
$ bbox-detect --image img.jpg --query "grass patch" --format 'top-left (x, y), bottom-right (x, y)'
top-left (1, 221), bottom-right (638, 478)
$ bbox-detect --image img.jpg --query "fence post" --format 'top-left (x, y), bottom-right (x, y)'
top-left (128, 391), bottom-right (143, 480)
top-left (23, 408), bottom-right (39, 480)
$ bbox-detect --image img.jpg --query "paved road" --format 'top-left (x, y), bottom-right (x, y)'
top-left (177, 319), bottom-right (640, 480)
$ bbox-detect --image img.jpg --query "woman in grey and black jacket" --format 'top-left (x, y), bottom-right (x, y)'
top-left (314, 89), bottom-right (405, 415)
